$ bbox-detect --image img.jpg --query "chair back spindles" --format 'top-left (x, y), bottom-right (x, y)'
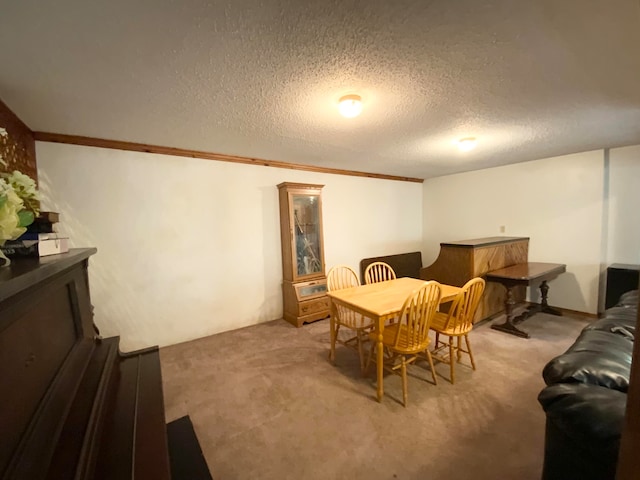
top-left (327, 265), bottom-right (359, 292)
top-left (327, 265), bottom-right (373, 372)
top-left (460, 278), bottom-right (485, 329)
top-left (364, 262), bottom-right (397, 285)
top-left (441, 277), bottom-right (486, 333)
top-left (394, 281), bottom-right (441, 350)
top-left (328, 265), bottom-right (365, 328)
top-left (363, 280), bottom-right (441, 406)
top-left (429, 277), bottom-right (485, 384)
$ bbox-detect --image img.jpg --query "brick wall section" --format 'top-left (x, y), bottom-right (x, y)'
top-left (0, 98), bottom-right (37, 180)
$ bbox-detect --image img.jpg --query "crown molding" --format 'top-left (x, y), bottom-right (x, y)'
top-left (33, 132), bottom-right (423, 183)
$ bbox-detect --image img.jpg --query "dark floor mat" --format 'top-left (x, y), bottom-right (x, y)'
top-left (167, 415), bottom-right (213, 480)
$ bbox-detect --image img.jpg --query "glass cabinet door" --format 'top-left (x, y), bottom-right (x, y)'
top-left (291, 193), bottom-right (322, 278)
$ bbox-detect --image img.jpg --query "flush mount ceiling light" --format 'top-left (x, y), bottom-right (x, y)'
top-left (457, 137), bottom-right (478, 152)
top-left (338, 94), bottom-right (363, 118)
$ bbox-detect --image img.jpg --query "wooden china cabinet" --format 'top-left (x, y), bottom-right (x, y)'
top-left (277, 182), bottom-right (330, 327)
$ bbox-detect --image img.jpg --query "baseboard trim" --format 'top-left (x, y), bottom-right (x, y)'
top-left (561, 309), bottom-right (598, 319)
top-left (475, 302), bottom-right (596, 328)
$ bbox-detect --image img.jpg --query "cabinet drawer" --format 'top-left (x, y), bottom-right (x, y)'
top-left (298, 297), bottom-right (329, 317)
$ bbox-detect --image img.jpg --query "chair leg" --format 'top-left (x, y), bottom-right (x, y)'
top-left (425, 349), bottom-right (438, 386)
top-left (357, 330), bottom-right (366, 375)
top-left (435, 332), bottom-right (440, 349)
top-left (365, 339), bottom-right (375, 374)
top-left (401, 356), bottom-right (408, 407)
top-left (449, 337), bottom-right (455, 384)
top-left (329, 323), bottom-right (339, 363)
top-left (456, 336), bottom-right (462, 362)
top-left (465, 334), bottom-right (476, 370)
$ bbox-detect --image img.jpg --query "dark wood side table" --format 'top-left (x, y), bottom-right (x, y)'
top-left (485, 262), bottom-right (567, 338)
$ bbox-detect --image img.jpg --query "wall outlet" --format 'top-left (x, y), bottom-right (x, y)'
top-left (499, 225), bottom-right (506, 233)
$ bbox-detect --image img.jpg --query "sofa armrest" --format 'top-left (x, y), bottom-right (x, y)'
top-left (617, 289), bottom-right (639, 307)
top-left (584, 307), bottom-right (637, 337)
top-left (538, 383), bottom-right (626, 445)
top-left (538, 383), bottom-right (626, 480)
top-left (542, 330), bottom-right (633, 391)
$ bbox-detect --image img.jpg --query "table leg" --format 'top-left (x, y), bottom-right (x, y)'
top-left (491, 284), bottom-right (531, 338)
top-left (329, 301), bottom-right (336, 363)
top-left (376, 318), bottom-right (384, 402)
top-left (512, 280), bottom-right (563, 323)
top-left (539, 280), bottom-right (563, 316)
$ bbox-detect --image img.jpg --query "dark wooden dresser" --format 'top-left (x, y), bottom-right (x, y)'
top-left (0, 249), bottom-right (171, 480)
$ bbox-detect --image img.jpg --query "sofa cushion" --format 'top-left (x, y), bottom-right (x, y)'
top-left (584, 307), bottom-right (637, 338)
top-left (617, 289), bottom-right (639, 307)
top-left (538, 383), bottom-right (626, 448)
top-left (542, 329), bottom-right (633, 391)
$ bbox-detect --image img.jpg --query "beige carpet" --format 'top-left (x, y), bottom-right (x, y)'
top-left (160, 311), bottom-right (588, 480)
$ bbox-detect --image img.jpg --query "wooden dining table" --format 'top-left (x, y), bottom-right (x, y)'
top-left (327, 277), bottom-right (462, 402)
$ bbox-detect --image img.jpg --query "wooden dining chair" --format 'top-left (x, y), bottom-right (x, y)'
top-left (364, 261), bottom-right (400, 325)
top-left (327, 265), bottom-right (373, 374)
top-left (364, 261), bottom-right (397, 285)
top-left (366, 281), bottom-right (442, 407)
top-left (429, 277), bottom-right (485, 384)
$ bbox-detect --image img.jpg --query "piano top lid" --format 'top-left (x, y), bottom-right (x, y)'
top-left (0, 248), bottom-right (97, 303)
top-left (440, 236), bottom-right (529, 248)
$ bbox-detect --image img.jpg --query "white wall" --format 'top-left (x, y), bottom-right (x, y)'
top-left (36, 142), bottom-right (423, 351)
top-left (608, 145), bottom-right (640, 265)
top-left (422, 150), bottom-right (606, 314)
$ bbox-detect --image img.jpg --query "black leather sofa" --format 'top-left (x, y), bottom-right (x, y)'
top-left (537, 290), bottom-right (638, 480)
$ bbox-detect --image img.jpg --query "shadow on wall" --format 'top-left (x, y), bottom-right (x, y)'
top-left (38, 170), bottom-right (136, 341)
top-left (38, 170), bottom-right (161, 352)
top-left (528, 271), bottom-right (588, 313)
top-left (37, 171), bottom-right (100, 250)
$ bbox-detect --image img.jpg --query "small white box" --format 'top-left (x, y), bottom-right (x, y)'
top-left (37, 236), bottom-right (69, 256)
top-left (2, 233), bottom-right (70, 258)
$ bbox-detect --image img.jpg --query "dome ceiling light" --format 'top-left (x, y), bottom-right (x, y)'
top-left (457, 137), bottom-right (478, 152)
top-left (338, 94), bottom-right (363, 118)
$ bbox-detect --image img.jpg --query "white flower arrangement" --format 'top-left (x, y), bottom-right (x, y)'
top-left (0, 127), bottom-right (40, 245)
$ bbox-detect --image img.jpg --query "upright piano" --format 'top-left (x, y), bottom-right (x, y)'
top-left (420, 237), bottom-right (529, 322)
top-left (0, 249), bottom-right (171, 479)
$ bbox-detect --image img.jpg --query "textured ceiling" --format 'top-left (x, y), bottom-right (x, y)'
top-left (1, 0), bottom-right (639, 179)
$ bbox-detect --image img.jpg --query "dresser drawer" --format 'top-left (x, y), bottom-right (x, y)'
top-left (298, 296), bottom-right (330, 317)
